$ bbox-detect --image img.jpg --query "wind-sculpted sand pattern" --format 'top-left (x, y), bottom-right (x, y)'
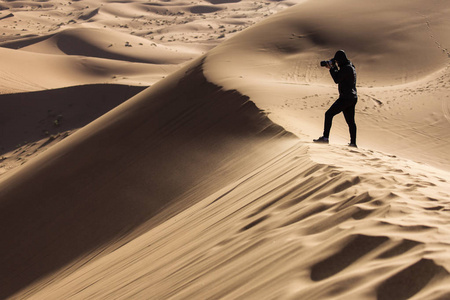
top-left (24, 143), bottom-right (450, 299)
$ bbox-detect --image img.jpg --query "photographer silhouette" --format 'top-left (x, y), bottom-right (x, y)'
top-left (314, 50), bottom-right (358, 147)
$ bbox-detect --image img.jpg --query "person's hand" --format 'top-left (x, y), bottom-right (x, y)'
top-left (327, 60), bottom-right (337, 69)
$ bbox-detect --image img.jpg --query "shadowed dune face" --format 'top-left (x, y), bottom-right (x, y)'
top-left (190, 5), bottom-right (223, 14)
top-left (377, 258), bottom-right (449, 300)
top-left (0, 58), bottom-right (293, 299)
top-left (206, 0), bottom-right (241, 4)
top-left (0, 84), bottom-right (146, 155)
top-left (310, 234), bottom-right (390, 281)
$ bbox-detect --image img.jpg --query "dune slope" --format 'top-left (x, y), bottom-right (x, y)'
top-left (15, 140), bottom-right (450, 300)
top-left (0, 58), bottom-right (293, 299)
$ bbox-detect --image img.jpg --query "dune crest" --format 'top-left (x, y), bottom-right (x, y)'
top-left (0, 57), bottom-right (294, 299)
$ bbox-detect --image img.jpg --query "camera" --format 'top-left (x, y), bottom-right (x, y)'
top-left (320, 58), bottom-right (335, 67)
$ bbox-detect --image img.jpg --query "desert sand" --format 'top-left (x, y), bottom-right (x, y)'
top-left (0, 0), bottom-right (449, 299)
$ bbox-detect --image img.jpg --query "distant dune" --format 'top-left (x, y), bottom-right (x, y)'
top-left (2, 28), bottom-right (196, 64)
top-left (0, 0), bottom-right (449, 299)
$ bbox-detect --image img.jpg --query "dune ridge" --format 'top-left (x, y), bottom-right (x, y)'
top-left (0, 57), bottom-right (294, 299)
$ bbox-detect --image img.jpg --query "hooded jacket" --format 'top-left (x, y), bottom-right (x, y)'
top-left (330, 50), bottom-right (357, 99)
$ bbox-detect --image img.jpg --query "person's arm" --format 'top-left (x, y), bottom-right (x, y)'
top-left (329, 66), bottom-right (342, 84)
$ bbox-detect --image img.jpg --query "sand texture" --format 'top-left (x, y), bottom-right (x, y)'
top-left (0, 0), bottom-right (449, 299)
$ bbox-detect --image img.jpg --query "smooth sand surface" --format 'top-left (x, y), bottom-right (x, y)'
top-left (0, 0), bottom-right (449, 299)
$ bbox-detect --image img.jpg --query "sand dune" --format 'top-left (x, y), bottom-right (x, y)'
top-left (0, 46), bottom-right (181, 93)
top-left (3, 28), bottom-right (196, 64)
top-left (0, 0), bottom-right (449, 299)
top-left (0, 58), bottom-right (293, 299)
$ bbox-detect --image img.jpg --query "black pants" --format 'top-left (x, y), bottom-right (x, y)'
top-left (323, 97), bottom-right (357, 144)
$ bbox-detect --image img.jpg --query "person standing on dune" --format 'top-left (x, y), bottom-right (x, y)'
top-left (314, 50), bottom-right (358, 147)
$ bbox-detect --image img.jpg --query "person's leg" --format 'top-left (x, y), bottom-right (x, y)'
top-left (323, 98), bottom-right (345, 138)
top-left (343, 100), bottom-right (357, 144)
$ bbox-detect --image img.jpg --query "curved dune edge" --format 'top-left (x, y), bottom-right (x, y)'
top-left (0, 57), bottom-right (295, 299)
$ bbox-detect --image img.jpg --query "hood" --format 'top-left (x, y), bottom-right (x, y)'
top-left (334, 50), bottom-right (350, 65)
